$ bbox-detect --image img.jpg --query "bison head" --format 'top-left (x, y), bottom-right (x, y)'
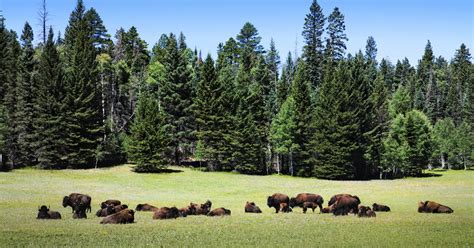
top-left (267, 196), bottom-right (273, 208)
top-left (62, 196), bottom-right (70, 208)
top-left (203, 200), bottom-right (212, 209)
top-left (418, 201), bottom-right (425, 213)
top-left (135, 204), bottom-right (143, 211)
top-left (101, 202), bottom-right (108, 209)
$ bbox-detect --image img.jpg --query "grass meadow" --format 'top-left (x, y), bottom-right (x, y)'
top-left (0, 165), bottom-right (473, 247)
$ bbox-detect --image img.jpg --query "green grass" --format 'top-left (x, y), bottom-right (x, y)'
top-left (0, 165), bottom-right (473, 247)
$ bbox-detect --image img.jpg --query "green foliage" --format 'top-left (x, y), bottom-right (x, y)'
top-left (432, 118), bottom-right (455, 169)
top-left (325, 7), bottom-right (348, 62)
top-left (127, 92), bottom-right (170, 172)
top-left (388, 85), bottom-right (412, 119)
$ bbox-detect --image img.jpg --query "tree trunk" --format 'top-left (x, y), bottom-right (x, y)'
top-left (276, 154), bottom-right (280, 175)
top-left (440, 154), bottom-right (446, 169)
top-left (289, 152), bottom-right (294, 176)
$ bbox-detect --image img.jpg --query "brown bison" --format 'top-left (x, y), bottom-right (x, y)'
top-left (267, 193), bottom-right (290, 213)
top-left (73, 204), bottom-right (88, 219)
top-left (179, 204), bottom-right (197, 216)
top-left (96, 204), bottom-right (128, 217)
top-left (37, 205), bottom-right (61, 219)
top-left (357, 205), bottom-right (376, 218)
top-left (418, 201), bottom-right (453, 213)
top-left (190, 200), bottom-right (212, 215)
top-left (328, 194), bottom-right (360, 207)
top-left (321, 207), bottom-right (331, 213)
top-left (244, 201), bottom-right (262, 213)
top-left (332, 195), bottom-right (360, 216)
top-left (135, 203), bottom-right (159, 212)
top-left (208, 207), bottom-right (231, 216)
top-left (153, 207), bottom-right (181, 219)
top-left (302, 202), bottom-right (318, 214)
top-left (289, 193), bottom-right (324, 213)
top-left (100, 199), bottom-right (121, 209)
top-left (63, 193), bottom-right (91, 213)
top-left (372, 203), bottom-right (391, 212)
top-left (100, 209), bottom-right (135, 224)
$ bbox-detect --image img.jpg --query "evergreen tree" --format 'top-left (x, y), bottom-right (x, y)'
top-left (85, 7), bottom-right (112, 53)
top-left (34, 28), bottom-right (66, 168)
top-left (127, 92), bottom-right (171, 172)
top-left (313, 60), bottom-right (358, 179)
top-left (266, 39), bottom-right (280, 115)
top-left (276, 52), bottom-right (295, 109)
top-left (15, 22), bottom-right (38, 166)
top-left (432, 118), bottom-right (455, 169)
top-left (216, 37), bottom-right (239, 71)
top-left (404, 110), bottom-right (432, 176)
top-left (365, 36), bottom-right (377, 62)
top-left (159, 33), bottom-right (193, 165)
top-left (236, 22), bottom-right (264, 69)
top-left (290, 61), bottom-right (313, 176)
top-left (302, 0), bottom-right (325, 91)
top-left (449, 44), bottom-right (472, 124)
top-left (416, 40), bottom-right (436, 122)
top-left (325, 7), bottom-right (348, 62)
top-left (63, 0), bottom-right (103, 167)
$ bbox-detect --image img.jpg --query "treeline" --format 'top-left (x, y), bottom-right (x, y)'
top-left (0, 0), bottom-right (472, 179)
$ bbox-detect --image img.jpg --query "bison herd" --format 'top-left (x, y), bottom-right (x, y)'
top-left (36, 192), bottom-right (454, 224)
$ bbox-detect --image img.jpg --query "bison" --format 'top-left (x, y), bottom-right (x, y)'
top-left (244, 201), bottom-right (262, 213)
top-left (135, 203), bottom-right (159, 212)
top-left (37, 205), bottom-right (61, 219)
top-left (302, 202), bottom-right (318, 214)
top-left (279, 202), bottom-right (292, 213)
top-left (73, 204), bottom-right (88, 219)
top-left (332, 195), bottom-right (360, 216)
top-left (208, 207), bottom-right (231, 216)
top-left (100, 199), bottom-right (121, 209)
top-left (289, 193), bottom-right (324, 213)
top-left (418, 201), bottom-right (453, 214)
top-left (96, 204), bottom-right (128, 217)
top-left (357, 205), bottom-right (376, 218)
top-left (191, 200), bottom-right (212, 215)
top-left (152, 207), bottom-right (181, 220)
top-left (100, 209), bottom-right (135, 224)
top-left (321, 207), bottom-right (332, 213)
top-left (328, 194), bottom-right (360, 207)
top-left (179, 204), bottom-right (197, 216)
top-left (372, 203), bottom-right (391, 212)
top-left (267, 193), bottom-right (290, 213)
top-left (63, 193), bottom-right (91, 213)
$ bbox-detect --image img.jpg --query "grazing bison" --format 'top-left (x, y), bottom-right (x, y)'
top-left (37, 205), bottom-right (61, 219)
top-left (321, 207), bottom-right (331, 213)
top-left (267, 193), bottom-right (290, 213)
top-left (191, 200), bottom-right (212, 215)
top-left (244, 201), bottom-right (262, 213)
top-left (290, 193), bottom-right (324, 213)
top-left (418, 201), bottom-right (453, 214)
top-left (302, 202), bottom-right (318, 214)
top-left (63, 193), bottom-right (91, 213)
top-left (332, 195), bottom-right (360, 216)
top-left (357, 205), bottom-right (376, 218)
top-left (208, 208), bottom-right (231, 216)
top-left (135, 203), bottom-right (159, 212)
top-left (96, 204), bottom-right (128, 217)
top-left (372, 203), bottom-right (391, 212)
top-left (152, 207), bottom-right (181, 220)
top-left (328, 194), bottom-right (360, 207)
top-left (100, 209), bottom-right (135, 224)
top-left (100, 199), bottom-right (121, 209)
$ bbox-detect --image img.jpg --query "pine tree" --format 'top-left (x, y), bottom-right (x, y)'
top-left (34, 28), bottom-right (67, 168)
top-left (365, 36), bottom-right (377, 62)
top-left (404, 110), bottom-right (432, 176)
top-left (417, 40), bottom-right (436, 122)
top-left (325, 7), bottom-right (348, 62)
top-left (449, 44), bottom-right (472, 124)
top-left (266, 39), bottom-right (280, 116)
top-left (15, 22), bottom-right (38, 166)
top-left (216, 37), bottom-right (239, 71)
top-left (313, 60), bottom-right (358, 179)
top-left (85, 7), bottom-right (112, 53)
top-left (127, 92), bottom-right (171, 172)
top-left (236, 22), bottom-right (264, 69)
top-left (63, 0), bottom-right (103, 167)
top-left (159, 33), bottom-right (193, 165)
top-left (302, 0), bottom-right (325, 91)
top-left (290, 61), bottom-right (313, 176)
top-left (276, 52), bottom-right (295, 109)
top-left (0, 16), bottom-right (10, 169)
top-left (195, 55), bottom-right (226, 170)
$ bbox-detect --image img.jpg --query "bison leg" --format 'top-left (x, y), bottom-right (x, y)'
top-left (302, 207), bottom-right (307, 214)
top-left (275, 206), bottom-right (279, 213)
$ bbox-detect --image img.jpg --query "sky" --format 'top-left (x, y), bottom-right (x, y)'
top-left (1, 0), bottom-right (473, 65)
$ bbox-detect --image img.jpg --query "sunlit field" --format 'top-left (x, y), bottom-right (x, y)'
top-left (0, 165), bottom-right (473, 247)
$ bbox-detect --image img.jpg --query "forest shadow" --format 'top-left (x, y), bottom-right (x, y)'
top-left (133, 168), bottom-right (183, 174)
top-left (417, 172), bottom-right (442, 178)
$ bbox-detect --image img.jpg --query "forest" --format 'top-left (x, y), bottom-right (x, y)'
top-left (0, 0), bottom-right (472, 180)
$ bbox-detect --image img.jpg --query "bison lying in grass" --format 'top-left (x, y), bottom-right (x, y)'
top-left (100, 199), bottom-right (121, 209)
top-left (418, 201), bottom-right (453, 213)
top-left (244, 201), bottom-right (262, 213)
top-left (153, 207), bottom-right (183, 219)
top-left (208, 207), bottom-right (231, 216)
top-left (100, 209), bottom-right (135, 224)
top-left (135, 203), bottom-right (159, 212)
top-left (37, 205), bottom-right (61, 219)
top-left (357, 206), bottom-right (376, 218)
top-left (96, 204), bottom-right (128, 217)
top-left (372, 203), bottom-right (391, 212)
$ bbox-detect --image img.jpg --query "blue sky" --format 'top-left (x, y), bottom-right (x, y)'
top-left (1, 0), bottom-right (473, 65)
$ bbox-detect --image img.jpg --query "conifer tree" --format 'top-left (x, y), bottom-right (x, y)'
top-left (15, 22), bottom-right (38, 166)
top-left (266, 39), bottom-right (280, 115)
top-left (159, 33), bottom-right (193, 165)
top-left (127, 92), bottom-right (170, 172)
top-left (34, 28), bottom-right (66, 168)
top-left (417, 41), bottom-right (436, 122)
top-left (302, 0), bottom-right (325, 91)
top-left (449, 44), bottom-right (472, 124)
top-left (63, 0), bottom-right (103, 167)
top-left (236, 22), bottom-right (264, 69)
top-left (325, 7), bottom-right (348, 62)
